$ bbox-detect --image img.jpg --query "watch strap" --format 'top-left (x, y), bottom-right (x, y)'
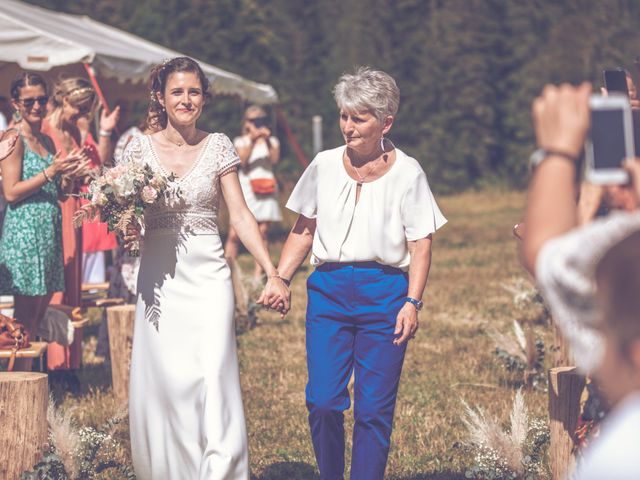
top-left (529, 148), bottom-right (580, 170)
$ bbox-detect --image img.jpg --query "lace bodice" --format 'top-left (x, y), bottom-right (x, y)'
top-left (120, 133), bottom-right (240, 236)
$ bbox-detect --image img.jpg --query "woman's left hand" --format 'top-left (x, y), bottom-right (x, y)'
top-left (393, 302), bottom-right (419, 345)
top-left (257, 277), bottom-right (290, 317)
top-left (99, 105), bottom-right (121, 134)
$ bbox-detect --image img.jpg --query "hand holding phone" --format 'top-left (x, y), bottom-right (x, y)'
top-left (603, 69), bottom-right (629, 96)
top-left (586, 93), bottom-right (634, 184)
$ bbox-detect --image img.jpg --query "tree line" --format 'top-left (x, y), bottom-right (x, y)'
top-left (26, 0), bottom-right (640, 192)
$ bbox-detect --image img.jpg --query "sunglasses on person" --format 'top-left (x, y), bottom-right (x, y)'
top-left (18, 96), bottom-right (48, 109)
top-left (248, 116), bottom-right (269, 128)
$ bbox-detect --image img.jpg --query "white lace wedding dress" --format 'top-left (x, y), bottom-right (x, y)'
top-left (123, 133), bottom-right (249, 479)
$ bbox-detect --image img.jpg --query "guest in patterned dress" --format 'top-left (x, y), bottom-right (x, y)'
top-left (0, 72), bottom-right (88, 371)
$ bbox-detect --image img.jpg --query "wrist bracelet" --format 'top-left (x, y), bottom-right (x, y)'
top-left (268, 272), bottom-right (290, 286)
top-left (99, 129), bottom-right (113, 137)
top-left (42, 169), bottom-right (52, 183)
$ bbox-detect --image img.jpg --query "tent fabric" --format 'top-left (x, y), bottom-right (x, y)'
top-left (0, 0), bottom-right (278, 104)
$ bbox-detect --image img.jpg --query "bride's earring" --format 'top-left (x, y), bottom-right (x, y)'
top-left (380, 136), bottom-right (385, 152)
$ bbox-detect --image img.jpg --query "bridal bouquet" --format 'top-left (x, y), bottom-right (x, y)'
top-left (73, 162), bottom-right (178, 256)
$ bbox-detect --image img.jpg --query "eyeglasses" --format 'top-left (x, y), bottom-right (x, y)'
top-left (18, 96), bottom-right (48, 109)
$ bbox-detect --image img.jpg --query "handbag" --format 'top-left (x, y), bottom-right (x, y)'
top-left (250, 178), bottom-right (277, 195)
top-left (0, 313), bottom-right (30, 371)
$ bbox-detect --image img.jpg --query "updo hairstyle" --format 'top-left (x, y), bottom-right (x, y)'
top-left (147, 56), bottom-right (210, 131)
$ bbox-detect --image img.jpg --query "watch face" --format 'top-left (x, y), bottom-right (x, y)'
top-left (529, 149), bottom-right (546, 168)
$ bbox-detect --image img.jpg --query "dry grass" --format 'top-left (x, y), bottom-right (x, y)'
top-left (54, 188), bottom-right (557, 479)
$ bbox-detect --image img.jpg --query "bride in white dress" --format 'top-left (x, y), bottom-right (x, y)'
top-left (122, 57), bottom-right (289, 479)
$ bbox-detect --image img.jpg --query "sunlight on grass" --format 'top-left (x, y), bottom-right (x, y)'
top-left (56, 188), bottom-right (556, 479)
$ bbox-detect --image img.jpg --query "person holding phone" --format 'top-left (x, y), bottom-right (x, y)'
top-left (224, 105), bottom-right (282, 278)
top-left (523, 81), bottom-right (640, 479)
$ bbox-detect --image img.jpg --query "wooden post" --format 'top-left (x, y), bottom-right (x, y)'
top-left (0, 372), bottom-right (48, 479)
top-left (548, 366), bottom-right (586, 480)
top-left (107, 305), bottom-right (135, 401)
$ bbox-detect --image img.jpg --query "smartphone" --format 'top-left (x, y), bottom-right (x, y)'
top-left (585, 93), bottom-right (634, 184)
top-left (603, 69), bottom-right (629, 96)
top-left (250, 116), bottom-right (269, 129)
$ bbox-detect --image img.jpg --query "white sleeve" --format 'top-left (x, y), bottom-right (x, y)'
top-left (217, 134), bottom-right (241, 174)
top-left (400, 170), bottom-right (447, 241)
top-left (119, 135), bottom-right (144, 165)
top-left (536, 212), bottom-right (640, 373)
top-left (286, 159), bottom-right (318, 219)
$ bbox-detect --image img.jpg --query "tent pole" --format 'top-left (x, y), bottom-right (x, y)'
top-left (83, 63), bottom-right (110, 114)
top-left (275, 106), bottom-right (309, 168)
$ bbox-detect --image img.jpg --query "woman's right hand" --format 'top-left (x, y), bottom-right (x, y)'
top-left (0, 130), bottom-right (18, 161)
top-left (123, 221), bottom-right (142, 252)
top-left (532, 82), bottom-right (591, 159)
top-left (53, 148), bottom-right (91, 177)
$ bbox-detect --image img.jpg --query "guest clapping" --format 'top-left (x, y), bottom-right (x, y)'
top-left (262, 67), bottom-right (447, 480)
top-left (0, 72), bottom-right (88, 371)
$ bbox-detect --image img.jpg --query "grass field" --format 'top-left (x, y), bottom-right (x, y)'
top-left (54, 188), bottom-right (557, 479)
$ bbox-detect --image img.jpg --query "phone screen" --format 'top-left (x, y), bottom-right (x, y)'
top-left (591, 108), bottom-right (627, 169)
top-left (603, 70), bottom-right (629, 96)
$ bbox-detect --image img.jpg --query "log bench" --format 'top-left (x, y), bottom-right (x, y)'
top-left (0, 342), bottom-right (48, 371)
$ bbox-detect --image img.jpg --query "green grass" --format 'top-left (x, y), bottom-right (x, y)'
top-left (54, 188), bottom-right (556, 479)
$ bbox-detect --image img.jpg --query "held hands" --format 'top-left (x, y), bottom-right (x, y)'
top-left (393, 302), bottom-right (419, 346)
top-left (123, 221), bottom-right (143, 253)
top-left (532, 82), bottom-right (592, 160)
top-left (257, 275), bottom-right (291, 318)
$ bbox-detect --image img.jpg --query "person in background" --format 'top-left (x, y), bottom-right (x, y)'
top-left (224, 105), bottom-right (282, 278)
top-left (0, 97), bottom-right (9, 131)
top-left (522, 82), bottom-right (640, 478)
top-left (0, 72), bottom-right (87, 371)
top-left (265, 67), bottom-right (447, 480)
top-left (41, 77), bottom-right (119, 375)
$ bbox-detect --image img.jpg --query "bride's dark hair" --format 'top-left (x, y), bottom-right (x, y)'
top-left (147, 56), bottom-right (210, 131)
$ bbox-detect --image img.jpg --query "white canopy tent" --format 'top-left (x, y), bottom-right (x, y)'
top-left (0, 0), bottom-right (278, 105)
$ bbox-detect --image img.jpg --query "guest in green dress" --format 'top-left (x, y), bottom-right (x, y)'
top-left (0, 72), bottom-right (88, 370)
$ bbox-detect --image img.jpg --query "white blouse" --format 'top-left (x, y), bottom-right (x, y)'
top-left (286, 145), bottom-right (447, 271)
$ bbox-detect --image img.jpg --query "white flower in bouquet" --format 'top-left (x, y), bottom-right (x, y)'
top-left (74, 161), bottom-right (179, 256)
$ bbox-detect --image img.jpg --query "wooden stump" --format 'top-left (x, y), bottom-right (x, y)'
top-left (548, 366), bottom-right (586, 480)
top-left (0, 372), bottom-right (48, 479)
top-left (107, 305), bottom-right (135, 401)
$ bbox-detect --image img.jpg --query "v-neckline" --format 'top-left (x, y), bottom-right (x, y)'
top-left (147, 134), bottom-right (211, 183)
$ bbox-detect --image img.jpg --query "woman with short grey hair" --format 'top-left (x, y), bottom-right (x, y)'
top-left (267, 66), bottom-right (447, 479)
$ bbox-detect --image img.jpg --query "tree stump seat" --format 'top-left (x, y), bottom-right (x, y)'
top-left (0, 372), bottom-right (48, 479)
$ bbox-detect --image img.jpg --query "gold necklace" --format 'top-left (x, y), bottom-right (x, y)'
top-left (163, 130), bottom-right (187, 147)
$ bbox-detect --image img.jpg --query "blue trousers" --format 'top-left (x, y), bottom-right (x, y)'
top-left (305, 262), bottom-right (409, 480)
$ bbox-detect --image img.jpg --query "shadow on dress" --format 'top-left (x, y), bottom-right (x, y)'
top-left (137, 230), bottom-right (187, 331)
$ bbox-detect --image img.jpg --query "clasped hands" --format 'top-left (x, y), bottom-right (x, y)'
top-left (257, 275), bottom-right (291, 318)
